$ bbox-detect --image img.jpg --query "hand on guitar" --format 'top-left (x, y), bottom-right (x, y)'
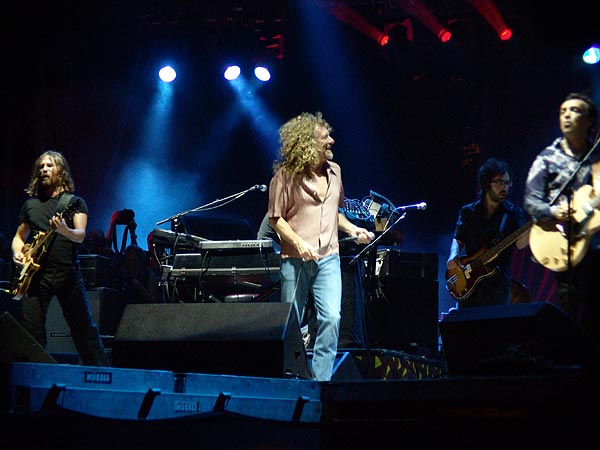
top-left (530, 184), bottom-right (600, 271)
top-left (550, 201), bottom-right (570, 223)
top-left (49, 214), bottom-right (70, 236)
top-left (446, 255), bottom-right (463, 271)
top-left (12, 244), bottom-right (29, 266)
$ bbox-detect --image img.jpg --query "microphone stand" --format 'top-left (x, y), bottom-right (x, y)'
top-left (548, 137), bottom-right (599, 307)
top-left (349, 209), bottom-right (408, 373)
top-left (156, 184), bottom-right (264, 227)
top-left (349, 210), bottom-right (407, 266)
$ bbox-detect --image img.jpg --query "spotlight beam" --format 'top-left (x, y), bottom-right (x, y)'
top-left (470, 0), bottom-right (512, 40)
top-left (391, 0), bottom-right (451, 42)
top-left (320, 0), bottom-right (389, 46)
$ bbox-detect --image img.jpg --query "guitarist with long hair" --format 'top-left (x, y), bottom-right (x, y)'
top-left (11, 150), bottom-right (109, 366)
top-left (524, 92), bottom-right (600, 345)
top-left (446, 157), bottom-right (530, 307)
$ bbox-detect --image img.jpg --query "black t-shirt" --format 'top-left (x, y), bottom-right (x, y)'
top-left (19, 192), bottom-right (89, 268)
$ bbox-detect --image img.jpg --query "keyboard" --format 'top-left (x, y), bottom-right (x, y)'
top-left (151, 228), bottom-right (275, 253)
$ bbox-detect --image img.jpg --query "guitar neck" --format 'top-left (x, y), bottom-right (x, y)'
top-left (480, 220), bottom-right (533, 264)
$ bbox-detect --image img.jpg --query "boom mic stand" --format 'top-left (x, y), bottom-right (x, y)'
top-left (156, 184), bottom-right (267, 228)
top-left (348, 208), bottom-right (408, 377)
top-left (349, 210), bottom-right (407, 267)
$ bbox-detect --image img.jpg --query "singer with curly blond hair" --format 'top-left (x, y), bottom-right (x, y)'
top-left (267, 112), bottom-right (373, 381)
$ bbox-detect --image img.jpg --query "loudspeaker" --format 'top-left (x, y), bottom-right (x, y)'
top-left (439, 302), bottom-right (600, 376)
top-left (0, 312), bottom-right (57, 364)
top-left (371, 278), bottom-right (439, 358)
top-left (112, 303), bottom-right (312, 379)
top-left (46, 287), bottom-right (123, 354)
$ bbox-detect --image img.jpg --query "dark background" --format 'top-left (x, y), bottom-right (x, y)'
top-left (1, 0), bottom-right (598, 313)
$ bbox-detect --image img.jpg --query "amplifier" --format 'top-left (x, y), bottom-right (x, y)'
top-left (79, 254), bottom-right (113, 288)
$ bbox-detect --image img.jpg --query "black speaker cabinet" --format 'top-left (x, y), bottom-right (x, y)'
top-left (112, 303), bottom-right (312, 379)
top-left (439, 302), bottom-right (600, 376)
top-left (46, 287), bottom-right (123, 354)
top-left (0, 312), bottom-right (57, 364)
top-left (371, 277), bottom-right (439, 358)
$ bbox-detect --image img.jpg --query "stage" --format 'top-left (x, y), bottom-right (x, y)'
top-left (3, 302), bottom-right (600, 449)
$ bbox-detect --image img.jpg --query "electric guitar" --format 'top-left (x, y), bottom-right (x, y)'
top-left (529, 184), bottom-right (600, 272)
top-left (445, 219), bottom-right (534, 301)
top-left (11, 202), bottom-right (80, 300)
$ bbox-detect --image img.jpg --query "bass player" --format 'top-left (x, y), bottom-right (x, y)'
top-left (446, 157), bottom-right (529, 307)
top-left (11, 150), bottom-right (109, 366)
top-left (524, 92), bottom-right (600, 345)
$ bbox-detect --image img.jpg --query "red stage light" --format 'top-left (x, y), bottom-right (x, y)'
top-left (498, 27), bottom-right (512, 41)
top-left (438, 29), bottom-right (452, 43)
top-left (378, 34), bottom-right (390, 46)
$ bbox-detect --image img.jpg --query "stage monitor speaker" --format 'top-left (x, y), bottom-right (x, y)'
top-left (112, 303), bottom-right (312, 379)
top-left (0, 312), bottom-right (57, 364)
top-left (439, 302), bottom-right (600, 376)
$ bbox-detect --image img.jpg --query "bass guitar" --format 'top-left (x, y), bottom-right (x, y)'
top-left (445, 219), bottom-right (534, 301)
top-left (529, 184), bottom-right (600, 272)
top-left (11, 202), bottom-right (80, 300)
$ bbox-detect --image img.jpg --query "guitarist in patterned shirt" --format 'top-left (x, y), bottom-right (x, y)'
top-left (524, 92), bottom-right (600, 345)
top-left (11, 150), bottom-right (109, 366)
top-left (446, 157), bottom-right (529, 308)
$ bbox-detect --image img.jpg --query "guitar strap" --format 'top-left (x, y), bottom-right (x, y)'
top-left (499, 212), bottom-right (508, 237)
top-left (42, 193), bottom-right (74, 258)
top-left (490, 212), bottom-right (509, 249)
top-left (55, 193), bottom-right (74, 215)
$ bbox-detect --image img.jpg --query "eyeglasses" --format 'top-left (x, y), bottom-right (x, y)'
top-left (491, 180), bottom-right (513, 188)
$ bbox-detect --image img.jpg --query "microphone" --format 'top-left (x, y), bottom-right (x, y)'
top-left (394, 202), bottom-right (427, 211)
top-left (252, 184), bottom-right (267, 192)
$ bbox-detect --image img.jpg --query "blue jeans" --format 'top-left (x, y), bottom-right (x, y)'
top-left (280, 254), bottom-right (341, 381)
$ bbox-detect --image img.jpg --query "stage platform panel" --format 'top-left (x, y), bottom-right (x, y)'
top-left (3, 361), bottom-right (600, 449)
top-left (5, 362), bottom-right (321, 423)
